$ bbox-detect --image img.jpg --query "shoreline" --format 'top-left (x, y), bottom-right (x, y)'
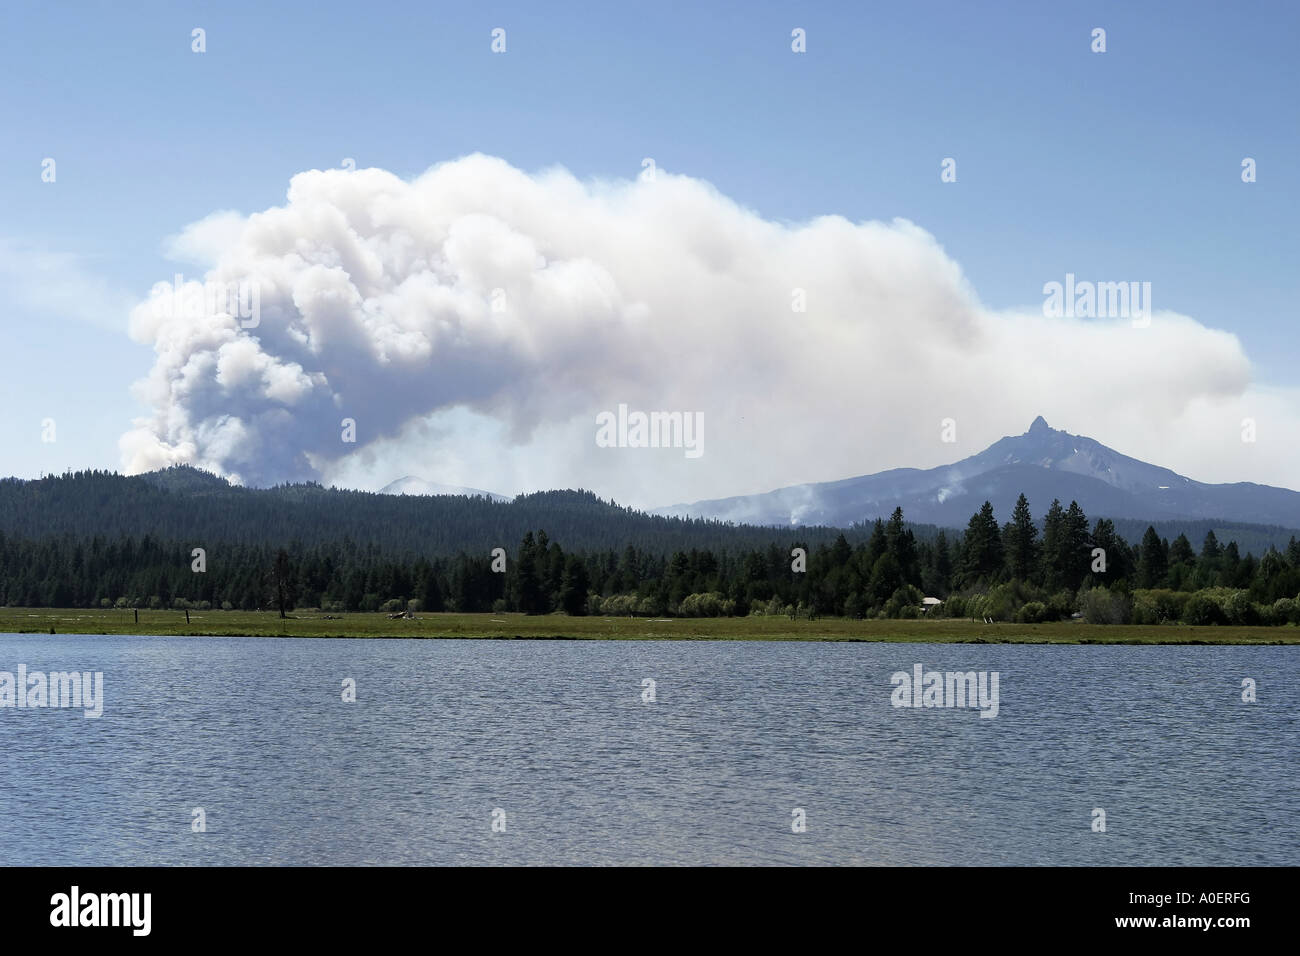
top-left (2, 609), bottom-right (1297, 645)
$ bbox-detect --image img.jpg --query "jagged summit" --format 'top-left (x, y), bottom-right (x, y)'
top-left (656, 419), bottom-right (1300, 529)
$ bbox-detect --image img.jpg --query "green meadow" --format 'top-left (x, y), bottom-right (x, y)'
top-left (1, 608), bottom-right (1297, 644)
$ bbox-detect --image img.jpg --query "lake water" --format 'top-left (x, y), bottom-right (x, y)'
top-left (0, 634), bottom-right (1295, 866)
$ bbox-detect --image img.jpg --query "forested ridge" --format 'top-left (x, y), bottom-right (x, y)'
top-left (0, 467), bottom-right (899, 555)
top-left (2, 470), bottom-right (1299, 627)
top-left (4, 467), bottom-right (1295, 553)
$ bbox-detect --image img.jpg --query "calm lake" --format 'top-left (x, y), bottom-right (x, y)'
top-left (0, 635), bottom-right (1295, 866)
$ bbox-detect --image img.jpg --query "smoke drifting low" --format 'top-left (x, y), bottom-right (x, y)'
top-left (121, 154), bottom-right (1283, 503)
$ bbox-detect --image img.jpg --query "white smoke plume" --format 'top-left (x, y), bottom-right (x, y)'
top-left (121, 154), bottom-right (1297, 504)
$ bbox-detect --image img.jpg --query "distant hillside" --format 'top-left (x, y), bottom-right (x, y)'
top-left (4, 466), bottom-right (1293, 561)
top-left (657, 416), bottom-right (1300, 536)
top-left (0, 468), bottom-right (909, 557)
top-left (1108, 518), bottom-right (1297, 558)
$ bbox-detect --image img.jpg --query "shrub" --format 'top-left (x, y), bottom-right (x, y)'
top-left (1273, 597), bottom-right (1298, 625)
top-left (1132, 589), bottom-right (1187, 624)
top-left (1223, 591), bottom-right (1261, 626)
top-left (885, 585), bottom-right (924, 618)
top-left (601, 593), bottom-right (639, 616)
top-left (1259, 600), bottom-right (1286, 626)
top-left (1181, 593), bottom-right (1226, 626)
top-left (1131, 593), bottom-right (1159, 626)
top-left (1080, 587), bottom-right (1131, 625)
top-left (976, 583), bottom-right (1019, 622)
top-left (679, 592), bottom-right (732, 617)
top-left (1017, 601), bottom-right (1047, 624)
top-left (1153, 589), bottom-right (1190, 623)
top-left (1044, 590), bottom-right (1076, 621)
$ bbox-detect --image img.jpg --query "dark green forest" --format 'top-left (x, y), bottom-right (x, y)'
top-left (3, 471), bottom-right (1300, 626)
top-left (0, 468), bottom-right (891, 554)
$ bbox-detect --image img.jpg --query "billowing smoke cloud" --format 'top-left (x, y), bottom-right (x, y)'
top-left (121, 154), bottom-right (1296, 504)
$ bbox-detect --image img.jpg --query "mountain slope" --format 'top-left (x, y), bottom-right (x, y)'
top-left (657, 416), bottom-right (1300, 529)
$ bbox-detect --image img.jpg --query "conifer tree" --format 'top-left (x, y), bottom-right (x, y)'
top-left (1004, 493), bottom-right (1039, 582)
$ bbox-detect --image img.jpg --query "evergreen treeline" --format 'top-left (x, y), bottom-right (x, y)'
top-left (5, 468), bottom-right (1295, 558)
top-left (1106, 517), bottom-right (1294, 560)
top-left (949, 494), bottom-right (1300, 626)
top-left (0, 468), bottom-right (902, 556)
top-left (4, 492), bottom-right (1299, 626)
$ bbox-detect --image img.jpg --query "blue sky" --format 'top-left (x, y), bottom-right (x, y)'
top-left (2, 0), bottom-right (1296, 489)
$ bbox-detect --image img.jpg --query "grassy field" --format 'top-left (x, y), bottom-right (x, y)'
top-left (0, 607), bottom-right (1297, 644)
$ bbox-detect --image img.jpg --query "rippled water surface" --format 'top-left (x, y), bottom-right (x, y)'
top-left (0, 634), bottom-right (1295, 865)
